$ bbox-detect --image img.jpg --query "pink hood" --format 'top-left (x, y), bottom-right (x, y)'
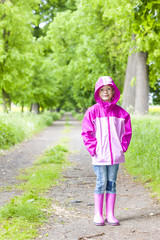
top-left (94, 76), bottom-right (120, 107)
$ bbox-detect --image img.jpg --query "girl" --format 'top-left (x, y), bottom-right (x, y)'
top-left (81, 76), bottom-right (132, 226)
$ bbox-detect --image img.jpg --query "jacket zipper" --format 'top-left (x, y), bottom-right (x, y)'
top-left (107, 116), bottom-right (113, 165)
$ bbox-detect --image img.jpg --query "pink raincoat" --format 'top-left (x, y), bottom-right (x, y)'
top-left (81, 76), bottom-right (132, 165)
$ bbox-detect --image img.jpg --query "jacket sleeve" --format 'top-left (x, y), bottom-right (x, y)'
top-left (121, 113), bottom-right (132, 153)
top-left (81, 108), bottom-right (97, 157)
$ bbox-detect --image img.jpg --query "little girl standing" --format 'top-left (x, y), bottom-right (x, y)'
top-left (81, 76), bottom-right (132, 226)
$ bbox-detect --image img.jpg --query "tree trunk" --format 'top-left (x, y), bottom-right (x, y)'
top-left (122, 34), bottom-right (149, 115)
top-left (122, 34), bottom-right (136, 112)
top-left (134, 51), bottom-right (149, 114)
top-left (2, 89), bottom-right (11, 113)
top-left (31, 103), bottom-right (40, 114)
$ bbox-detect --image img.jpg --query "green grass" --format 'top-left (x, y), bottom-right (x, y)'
top-left (0, 144), bottom-right (69, 239)
top-left (0, 111), bottom-right (63, 150)
top-left (17, 144), bottom-right (69, 192)
top-left (125, 115), bottom-right (160, 199)
top-left (0, 193), bottom-right (47, 222)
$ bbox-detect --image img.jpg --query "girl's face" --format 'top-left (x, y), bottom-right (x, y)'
top-left (99, 85), bottom-right (115, 102)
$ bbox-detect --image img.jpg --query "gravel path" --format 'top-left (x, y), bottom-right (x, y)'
top-left (0, 114), bottom-right (160, 240)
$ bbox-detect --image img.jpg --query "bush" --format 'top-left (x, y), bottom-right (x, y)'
top-left (51, 112), bottom-right (62, 121)
top-left (40, 112), bottom-right (54, 126)
top-left (71, 111), bottom-right (84, 121)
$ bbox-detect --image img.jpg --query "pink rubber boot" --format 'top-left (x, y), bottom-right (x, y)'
top-left (105, 193), bottom-right (120, 226)
top-left (94, 193), bottom-right (105, 226)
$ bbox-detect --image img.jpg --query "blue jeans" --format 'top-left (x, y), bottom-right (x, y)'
top-left (93, 164), bottom-right (119, 194)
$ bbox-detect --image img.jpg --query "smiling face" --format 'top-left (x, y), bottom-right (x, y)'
top-left (99, 85), bottom-right (115, 102)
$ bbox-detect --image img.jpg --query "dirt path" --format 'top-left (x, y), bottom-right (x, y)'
top-left (0, 114), bottom-right (160, 240)
top-left (37, 115), bottom-right (160, 240)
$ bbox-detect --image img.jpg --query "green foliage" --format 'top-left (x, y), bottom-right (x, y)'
top-left (39, 111), bottom-right (63, 126)
top-left (0, 0), bottom-right (40, 95)
top-left (125, 116), bottom-right (160, 198)
top-left (150, 80), bottom-right (160, 105)
top-left (0, 122), bottom-right (19, 148)
top-left (45, 0), bottom-right (131, 110)
top-left (25, 38), bottom-right (59, 109)
top-left (0, 113), bottom-right (30, 149)
top-left (132, 0), bottom-right (160, 85)
top-left (39, 112), bottom-right (54, 126)
top-left (39, 111), bottom-right (63, 125)
top-left (32, 0), bottom-right (77, 38)
top-left (72, 111), bottom-right (84, 121)
top-left (0, 0), bottom-right (160, 112)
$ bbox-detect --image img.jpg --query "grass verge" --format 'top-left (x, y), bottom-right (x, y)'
top-left (0, 111), bottom-right (63, 150)
top-left (0, 144), bottom-right (69, 239)
top-left (125, 115), bottom-right (160, 199)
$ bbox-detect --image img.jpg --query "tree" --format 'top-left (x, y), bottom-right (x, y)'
top-left (134, 51), bottom-right (149, 114)
top-left (29, 0), bottom-right (78, 113)
top-left (122, 36), bottom-right (149, 115)
top-left (122, 34), bottom-right (136, 111)
top-left (46, 0), bottom-right (130, 111)
top-left (1, 0), bottom-right (160, 113)
top-left (0, 0), bottom-right (40, 112)
top-left (122, 0), bottom-right (160, 114)
top-left (30, 40), bottom-right (59, 113)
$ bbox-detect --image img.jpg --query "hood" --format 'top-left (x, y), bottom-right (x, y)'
top-left (94, 76), bottom-right (120, 107)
